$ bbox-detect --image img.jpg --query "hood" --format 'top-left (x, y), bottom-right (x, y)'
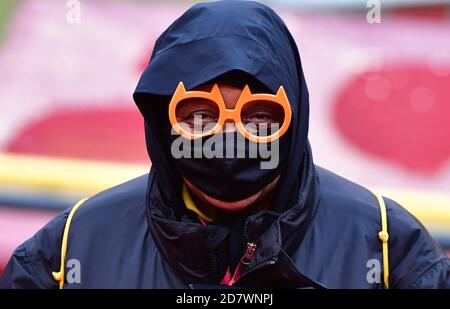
top-left (133, 0), bottom-right (310, 216)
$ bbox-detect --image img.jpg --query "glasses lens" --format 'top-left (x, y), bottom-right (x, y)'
top-left (241, 100), bottom-right (285, 137)
top-left (175, 98), bottom-right (220, 135)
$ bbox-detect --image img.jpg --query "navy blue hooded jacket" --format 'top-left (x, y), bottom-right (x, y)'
top-left (1, 1), bottom-right (449, 288)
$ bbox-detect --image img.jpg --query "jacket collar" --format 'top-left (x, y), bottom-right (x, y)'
top-left (145, 146), bottom-right (323, 288)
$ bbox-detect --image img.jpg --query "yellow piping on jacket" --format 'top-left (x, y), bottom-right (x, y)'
top-left (52, 198), bottom-right (88, 289)
top-left (373, 192), bottom-right (389, 289)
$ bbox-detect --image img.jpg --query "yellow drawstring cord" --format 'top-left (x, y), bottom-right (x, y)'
top-left (374, 192), bottom-right (389, 289)
top-left (182, 184), bottom-right (213, 222)
top-left (52, 198), bottom-right (88, 289)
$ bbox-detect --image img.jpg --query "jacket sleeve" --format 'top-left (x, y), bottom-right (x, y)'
top-left (408, 259), bottom-right (450, 288)
top-left (0, 209), bottom-right (69, 289)
top-left (385, 197), bottom-right (450, 288)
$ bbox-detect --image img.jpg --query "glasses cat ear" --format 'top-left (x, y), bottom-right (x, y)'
top-left (275, 85), bottom-right (288, 100)
top-left (238, 84), bottom-right (252, 101)
top-left (210, 83), bottom-right (221, 96)
top-left (173, 81), bottom-right (187, 97)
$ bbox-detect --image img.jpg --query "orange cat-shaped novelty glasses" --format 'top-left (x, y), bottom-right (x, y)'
top-left (168, 81), bottom-right (292, 143)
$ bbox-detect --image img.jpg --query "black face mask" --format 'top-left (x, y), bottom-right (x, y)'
top-left (169, 131), bottom-right (290, 202)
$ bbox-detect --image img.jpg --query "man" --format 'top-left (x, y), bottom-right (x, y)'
top-left (1, 0), bottom-right (449, 288)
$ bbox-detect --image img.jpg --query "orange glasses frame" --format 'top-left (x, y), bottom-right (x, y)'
top-left (168, 81), bottom-right (292, 143)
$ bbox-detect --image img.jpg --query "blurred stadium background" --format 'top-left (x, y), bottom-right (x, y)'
top-left (0, 0), bottom-right (449, 274)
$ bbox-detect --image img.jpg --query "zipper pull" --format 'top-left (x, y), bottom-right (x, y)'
top-left (227, 242), bottom-right (257, 286)
top-left (242, 242), bottom-right (257, 265)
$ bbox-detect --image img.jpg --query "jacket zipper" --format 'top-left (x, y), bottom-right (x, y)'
top-left (233, 256), bottom-right (278, 285)
top-left (224, 218), bottom-right (277, 286)
top-left (225, 242), bottom-right (257, 286)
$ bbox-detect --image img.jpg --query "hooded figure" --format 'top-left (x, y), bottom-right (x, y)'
top-left (1, 1), bottom-right (449, 289)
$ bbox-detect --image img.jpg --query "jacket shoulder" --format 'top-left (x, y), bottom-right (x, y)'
top-left (0, 173), bottom-right (150, 288)
top-left (315, 165), bottom-right (450, 288)
top-left (67, 173), bottom-right (150, 246)
top-left (315, 165), bottom-right (380, 221)
top-left (72, 173), bottom-right (149, 220)
top-left (0, 209), bottom-right (70, 288)
top-left (383, 195), bottom-right (450, 288)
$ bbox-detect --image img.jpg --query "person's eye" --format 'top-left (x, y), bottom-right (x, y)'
top-left (242, 107), bottom-right (282, 125)
top-left (186, 110), bottom-right (218, 121)
top-left (244, 111), bottom-right (276, 123)
top-left (175, 99), bottom-right (220, 128)
top-left (179, 109), bottom-right (219, 128)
